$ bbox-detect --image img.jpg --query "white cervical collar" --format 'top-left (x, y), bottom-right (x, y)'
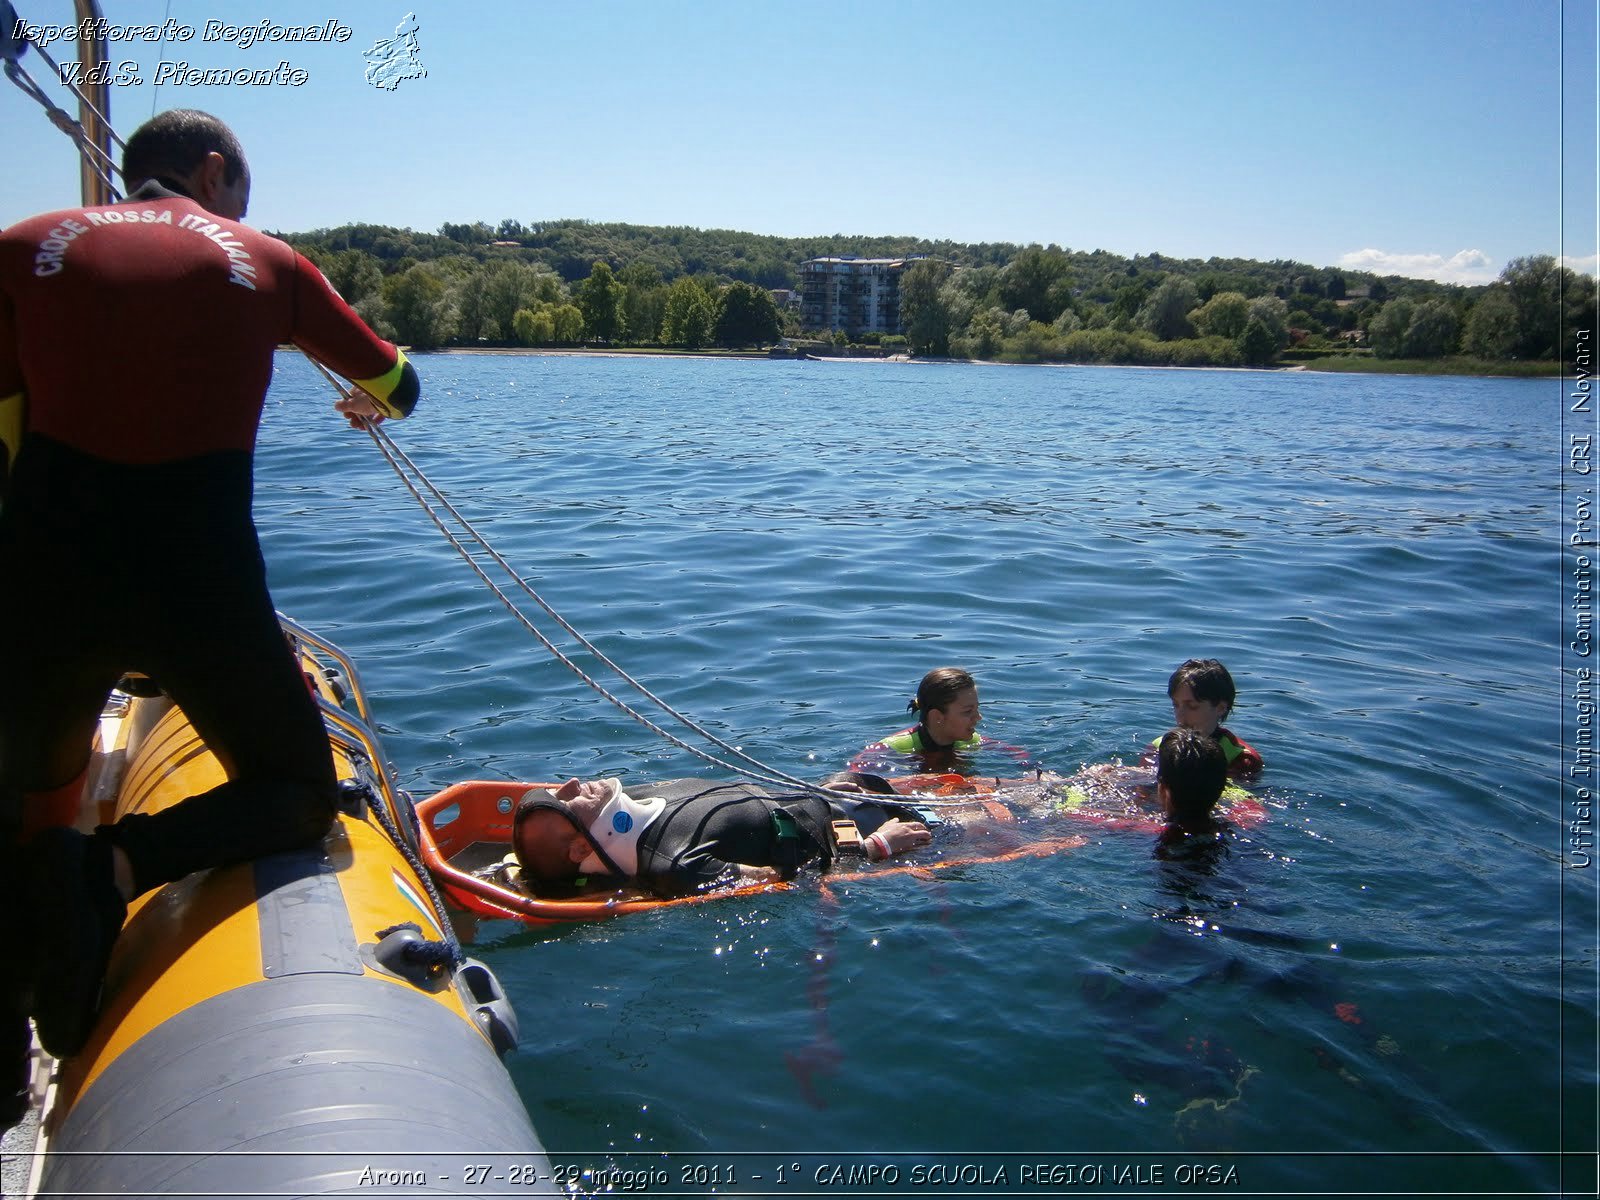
top-left (580, 778), bottom-right (666, 876)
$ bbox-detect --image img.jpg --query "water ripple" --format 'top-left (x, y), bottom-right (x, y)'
top-left (255, 353), bottom-right (1564, 1185)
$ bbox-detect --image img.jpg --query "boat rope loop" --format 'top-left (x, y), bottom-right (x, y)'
top-left (340, 773), bottom-right (468, 962)
top-left (373, 921), bottom-right (461, 984)
top-left (1, 2), bottom-right (123, 201)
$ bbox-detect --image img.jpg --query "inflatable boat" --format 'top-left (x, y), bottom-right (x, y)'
top-left (10, 618), bottom-right (553, 1197)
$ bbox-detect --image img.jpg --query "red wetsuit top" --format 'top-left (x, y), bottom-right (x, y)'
top-left (0, 182), bottom-right (416, 468)
top-left (0, 183), bottom-right (418, 881)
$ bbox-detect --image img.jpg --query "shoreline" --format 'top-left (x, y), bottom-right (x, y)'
top-left (437, 346), bottom-right (773, 362)
top-left (419, 345), bottom-right (1558, 380)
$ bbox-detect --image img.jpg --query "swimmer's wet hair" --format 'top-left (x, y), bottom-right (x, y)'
top-left (1167, 658), bottom-right (1238, 711)
top-left (909, 666), bottom-right (975, 715)
top-left (1156, 727), bottom-right (1227, 825)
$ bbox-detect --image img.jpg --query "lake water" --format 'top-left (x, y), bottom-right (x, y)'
top-left (254, 352), bottom-right (1590, 1197)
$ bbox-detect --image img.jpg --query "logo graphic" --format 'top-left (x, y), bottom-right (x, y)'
top-left (363, 12), bottom-right (425, 91)
top-left (611, 812), bottom-right (634, 834)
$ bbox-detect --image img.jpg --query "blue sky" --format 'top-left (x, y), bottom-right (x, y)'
top-left (4, 0), bottom-right (1595, 284)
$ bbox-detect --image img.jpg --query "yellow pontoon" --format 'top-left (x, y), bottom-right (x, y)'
top-left (11, 619), bottom-right (551, 1196)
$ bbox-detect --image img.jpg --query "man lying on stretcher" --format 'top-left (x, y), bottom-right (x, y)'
top-left (510, 773), bottom-right (932, 899)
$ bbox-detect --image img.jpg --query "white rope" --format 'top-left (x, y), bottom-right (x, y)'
top-left (3, 14), bottom-right (124, 201)
top-left (305, 363), bottom-right (984, 807)
top-left (5, 35), bottom-right (958, 808)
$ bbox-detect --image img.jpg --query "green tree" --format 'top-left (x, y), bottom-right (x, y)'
top-left (576, 261), bottom-right (626, 343)
top-left (1290, 274), bottom-right (1323, 300)
top-left (382, 264), bottom-right (456, 349)
top-left (1247, 296), bottom-right (1289, 349)
top-left (966, 307), bottom-right (1007, 359)
top-left (1110, 281), bottom-right (1152, 325)
top-left (1305, 296), bottom-right (1344, 332)
top-left (682, 302), bottom-right (714, 350)
top-left (525, 306), bottom-right (558, 346)
top-left (452, 267), bottom-right (494, 342)
top-left (1461, 288), bottom-right (1518, 359)
top-left (937, 275), bottom-right (978, 341)
top-left (1501, 255), bottom-right (1562, 359)
top-left (438, 221), bottom-right (493, 245)
top-left (619, 262), bottom-right (662, 289)
top-left (713, 282), bottom-right (782, 348)
top-left (510, 307), bottom-right (540, 346)
top-left (1137, 276), bottom-right (1198, 341)
top-left (999, 321), bottom-right (1059, 363)
top-left (1237, 317), bottom-right (1279, 365)
top-left (619, 263), bottom-right (666, 347)
top-left (551, 303), bottom-right (585, 345)
top-left (951, 263), bottom-right (1002, 306)
top-left (483, 262), bottom-right (560, 341)
top-left (1402, 298), bottom-right (1459, 358)
top-left (531, 271), bottom-right (566, 306)
top-left (900, 259), bottom-right (954, 356)
top-left (1194, 270), bottom-right (1259, 303)
top-left (1191, 290), bottom-right (1250, 340)
top-left (622, 284), bottom-right (666, 346)
top-left (999, 246), bottom-right (1071, 324)
top-left (321, 249), bottom-right (383, 308)
top-left (1368, 298), bottom-right (1413, 358)
top-left (660, 277), bottom-right (716, 349)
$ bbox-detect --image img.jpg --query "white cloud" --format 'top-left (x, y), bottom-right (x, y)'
top-left (1337, 248), bottom-right (1499, 285)
top-left (1561, 252), bottom-right (1600, 279)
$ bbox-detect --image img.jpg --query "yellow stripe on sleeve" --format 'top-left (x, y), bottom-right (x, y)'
top-left (354, 349), bottom-right (416, 419)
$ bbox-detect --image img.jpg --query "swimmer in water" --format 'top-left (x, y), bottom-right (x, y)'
top-left (1143, 658), bottom-right (1263, 777)
top-left (850, 667), bottom-right (1036, 777)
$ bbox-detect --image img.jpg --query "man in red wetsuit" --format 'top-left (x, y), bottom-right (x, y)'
top-left (0, 109), bottom-right (420, 1100)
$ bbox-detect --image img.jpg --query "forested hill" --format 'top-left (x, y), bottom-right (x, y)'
top-left (284, 218), bottom-right (1019, 287)
top-left (277, 218), bottom-right (1588, 369)
top-left (278, 217), bottom-right (1425, 301)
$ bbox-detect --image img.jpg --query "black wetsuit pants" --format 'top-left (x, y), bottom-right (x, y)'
top-left (0, 436), bottom-right (337, 894)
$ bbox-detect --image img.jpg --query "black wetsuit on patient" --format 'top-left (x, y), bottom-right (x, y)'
top-left (577, 779), bottom-right (919, 899)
